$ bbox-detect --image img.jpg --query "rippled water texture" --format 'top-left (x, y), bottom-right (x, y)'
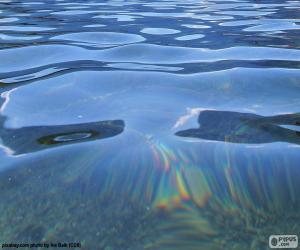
top-left (1, 0), bottom-right (300, 249)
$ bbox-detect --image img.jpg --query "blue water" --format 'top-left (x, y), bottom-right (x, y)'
top-left (1, 0), bottom-right (300, 249)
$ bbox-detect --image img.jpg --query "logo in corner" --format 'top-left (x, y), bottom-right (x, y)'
top-left (269, 235), bottom-right (298, 248)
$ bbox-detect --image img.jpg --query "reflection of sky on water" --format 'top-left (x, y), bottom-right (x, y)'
top-left (1, 0), bottom-right (300, 248)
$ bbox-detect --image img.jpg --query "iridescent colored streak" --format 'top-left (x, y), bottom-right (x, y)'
top-left (162, 152), bottom-right (171, 171)
top-left (156, 144), bottom-right (170, 171)
top-left (183, 167), bottom-right (212, 208)
top-left (175, 169), bottom-right (190, 200)
top-left (154, 177), bottom-right (174, 210)
top-left (160, 143), bottom-right (177, 162)
top-left (149, 141), bottom-right (213, 210)
top-left (145, 172), bottom-right (156, 203)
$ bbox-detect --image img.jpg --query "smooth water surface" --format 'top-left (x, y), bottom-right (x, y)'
top-left (0, 0), bottom-right (300, 249)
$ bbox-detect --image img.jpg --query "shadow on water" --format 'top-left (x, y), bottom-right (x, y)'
top-left (0, 116), bottom-right (125, 155)
top-left (176, 110), bottom-right (300, 145)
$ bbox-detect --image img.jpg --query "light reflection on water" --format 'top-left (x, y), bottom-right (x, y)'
top-left (0, 0), bottom-right (300, 249)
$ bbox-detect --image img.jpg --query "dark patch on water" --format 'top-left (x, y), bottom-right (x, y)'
top-left (176, 110), bottom-right (300, 144)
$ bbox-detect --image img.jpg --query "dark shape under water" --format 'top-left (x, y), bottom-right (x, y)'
top-left (0, 119), bottom-right (125, 155)
top-left (175, 110), bottom-right (300, 144)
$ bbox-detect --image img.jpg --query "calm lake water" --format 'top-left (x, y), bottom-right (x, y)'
top-left (1, 0), bottom-right (300, 249)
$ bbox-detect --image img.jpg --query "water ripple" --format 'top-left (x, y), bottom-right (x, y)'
top-left (1, 0), bottom-right (300, 249)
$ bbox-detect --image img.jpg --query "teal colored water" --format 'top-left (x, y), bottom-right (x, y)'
top-left (0, 0), bottom-right (300, 249)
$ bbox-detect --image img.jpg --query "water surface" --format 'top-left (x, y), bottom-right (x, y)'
top-left (1, 0), bottom-right (300, 249)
